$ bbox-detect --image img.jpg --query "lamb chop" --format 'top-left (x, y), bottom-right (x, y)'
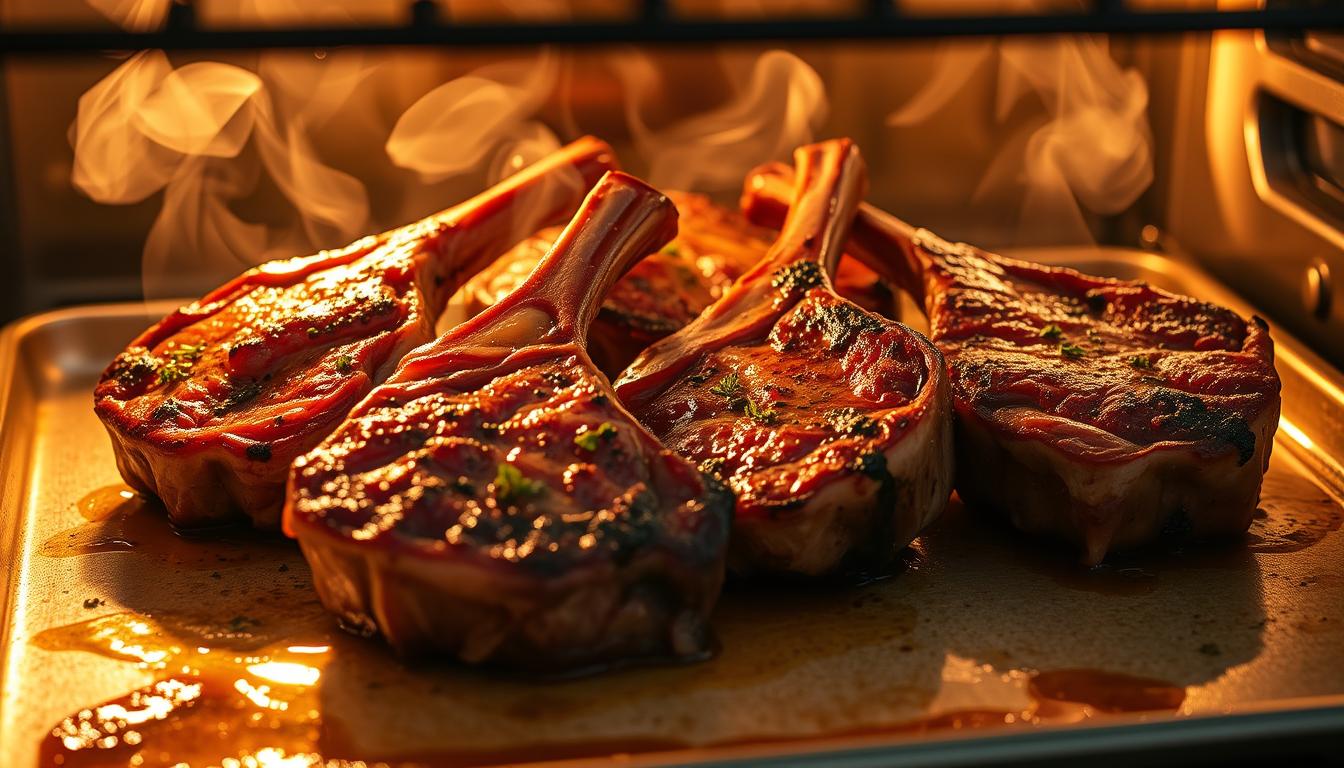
top-left (614, 140), bottom-right (953, 578)
top-left (284, 171), bottom-right (733, 670)
top-left (465, 191), bottom-right (897, 377)
top-left (742, 164), bottom-right (1283, 565)
top-left (95, 138), bottom-right (616, 531)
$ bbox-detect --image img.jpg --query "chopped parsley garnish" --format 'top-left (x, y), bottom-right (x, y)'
top-left (493, 463), bottom-right (544, 504)
top-left (1038, 324), bottom-right (1064, 340)
top-left (574, 422), bottom-right (618, 452)
top-left (709, 372), bottom-right (740, 398)
top-left (172, 342), bottom-right (207, 358)
top-left (708, 371), bottom-right (776, 423)
top-left (661, 244), bottom-right (681, 257)
top-left (157, 362), bottom-right (189, 385)
top-left (335, 354), bottom-right (355, 374)
top-left (687, 366), bottom-right (716, 386)
top-left (157, 342), bottom-right (206, 385)
top-left (744, 397), bottom-right (778, 424)
top-left (1127, 355), bottom-right (1154, 370)
top-left (1060, 342), bottom-right (1087, 359)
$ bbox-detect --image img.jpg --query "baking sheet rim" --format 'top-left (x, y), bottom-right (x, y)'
top-left (2, 253), bottom-right (1343, 764)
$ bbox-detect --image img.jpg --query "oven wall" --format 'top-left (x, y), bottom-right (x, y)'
top-left (3, 15), bottom-right (1340, 371)
top-left (1, 40), bottom-right (1140, 314)
top-left (1157, 21), bottom-right (1344, 366)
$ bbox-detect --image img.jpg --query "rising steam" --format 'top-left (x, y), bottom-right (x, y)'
top-left (71, 16), bottom-right (832, 302)
top-left (71, 44), bottom-right (374, 299)
top-left (614, 49), bottom-right (828, 192)
top-left (887, 15), bottom-right (1153, 245)
top-left (386, 51), bottom-right (561, 183)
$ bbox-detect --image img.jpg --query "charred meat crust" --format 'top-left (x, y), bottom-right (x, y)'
top-left (299, 465), bottom-right (734, 671)
top-left (95, 279), bottom-right (424, 531)
top-left (618, 141), bottom-right (953, 578)
top-left (290, 361), bottom-right (727, 572)
top-left (741, 161), bottom-right (1282, 565)
top-left (287, 172), bottom-right (732, 671)
top-left (919, 236), bottom-right (1279, 465)
top-left (93, 139), bottom-right (616, 530)
top-left (921, 236), bottom-right (1280, 562)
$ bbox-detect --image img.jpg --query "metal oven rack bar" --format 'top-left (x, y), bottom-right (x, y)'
top-left (0, 1), bottom-right (1343, 55)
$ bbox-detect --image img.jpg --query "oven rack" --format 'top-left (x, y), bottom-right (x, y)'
top-left (1, 1), bottom-right (1343, 55)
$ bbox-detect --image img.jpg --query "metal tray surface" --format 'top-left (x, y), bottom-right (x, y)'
top-left (0, 248), bottom-right (1342, 767)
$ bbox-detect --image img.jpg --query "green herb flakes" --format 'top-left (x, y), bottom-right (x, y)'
top-left (574, 422), bottom-right (618, 452)
top-left (709, 372), bottom-right (740, 398)
top-left (494, 463), bottom-right (544, 504)
top-left (744, 397), bottom-right (778, 424)
top-left (1060, 342), bottom-right (1087, 359)
top-left (1038, 324), bottom-right (1064, 340)
top-left (335, 354), bottom-right (355, 374)
top-left (156, 342), bottom-right (206, 385)
top-left (1127, 355), bottom-right (1154, 370)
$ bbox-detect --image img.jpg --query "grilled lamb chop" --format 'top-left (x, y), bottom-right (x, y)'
top-left (285, 172), bottom-right (732, 670)
top-left (615, 140), bottom-right (953, 578)
top-left (743, 164), bottom-right (1282, 565)
top-left (466, 191), bottom-right (897, 377)
top-left (95, 138), bottom-right (616, 531)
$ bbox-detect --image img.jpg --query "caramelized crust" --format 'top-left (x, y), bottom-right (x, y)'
top-left (94, 138), bottom-right (616, 529)
top-left (291, 359), bottom-right (724, 573)
top-left (916, 231), bottom-right (1279, 563)
top-left (637, 290), bottom-right (929, 516)
top-left (618, 141), bottom-right (952, 577)
top-left (742, 164), bottom-right (1283, 564)
top-left (285, 172), bottom-right (732, 671)
top-left (919, 233), bottom-right (1273, 461)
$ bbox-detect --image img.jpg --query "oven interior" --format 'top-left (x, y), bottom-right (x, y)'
top-left (1, 3), bottom-right (1344, 766)
top-left (2, 1), bottom-right (1344, 371)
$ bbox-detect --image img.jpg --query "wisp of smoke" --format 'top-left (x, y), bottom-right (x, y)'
top-left (887, 8), bottom-right (1153, 245)
top-left (73, 0), bottom-right (833, 302)
top-left (614, 49), bottom-right (828, 193)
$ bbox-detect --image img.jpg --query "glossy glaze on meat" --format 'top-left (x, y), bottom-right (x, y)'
top-left (617, 141), bottom-right (953, 577)
top-left (466, 192), bottom-right (897, 377)
top-left (743, 163), bottom-right (1282, 564)
top-left (95, 138), bottom-right (615, 530)
top-left (285, 172), bottom-right (732, 670)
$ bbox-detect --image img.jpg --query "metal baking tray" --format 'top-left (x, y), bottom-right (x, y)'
top-left (1, 248), bottom-right (1342, 767)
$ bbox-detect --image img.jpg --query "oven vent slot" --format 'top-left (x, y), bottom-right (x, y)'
top-left (1266, 0), bottom-right (1344, 81)
top-left (1261, 95), bottom-right (1344, 230)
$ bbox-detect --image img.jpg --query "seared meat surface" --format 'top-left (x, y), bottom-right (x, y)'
top-left (617, 141), bottom-right (952, 577)
top-left (286, 172), bottom-right (732, 670)
top-left (95, 138), bottom-right (615, 530)
top-left (467, 191), bottom-right (896, 376)
top-left (743, 164), bottom-right (1282, 564)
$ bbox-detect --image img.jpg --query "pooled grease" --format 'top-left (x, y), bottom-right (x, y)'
top-left (44, 476), bottom-right (1315, 765)
top-left (35, 612), bottom-right (331, 767)
top-left (35, 607), bottom-right (1184, 767)
top-left (43, 486), bottom-right (292, 565)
